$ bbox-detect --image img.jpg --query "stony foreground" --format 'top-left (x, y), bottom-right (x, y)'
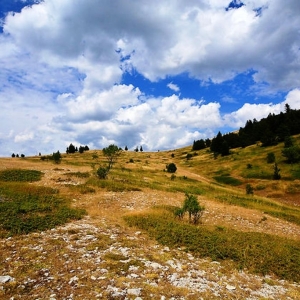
top-left (1, 215), bottom-right (300, 300)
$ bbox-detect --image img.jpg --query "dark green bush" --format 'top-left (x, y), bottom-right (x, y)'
top-left (267, 152), bottom-right (275, 164)
top-left (246, 183), bottom-right (254, 195)
top-left (166, 163), bottom-right (177, 173)
top-left (96, 166), bottom-right (109, 179)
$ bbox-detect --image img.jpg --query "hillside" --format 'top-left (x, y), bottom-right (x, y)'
top-left (1, 140), bottom-right (300, 299)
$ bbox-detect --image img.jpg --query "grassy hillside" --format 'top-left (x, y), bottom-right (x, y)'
top-left (1, 138), bottom-right (300, 298)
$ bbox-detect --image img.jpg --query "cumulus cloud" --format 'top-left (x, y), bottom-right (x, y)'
top-left (1, 0), bottom-right (300, 155)
top-left (224, 88), bottom-right (300, 128)
top-left (4, 0), bottom-right (300, 89)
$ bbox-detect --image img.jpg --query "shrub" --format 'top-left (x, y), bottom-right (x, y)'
top-left (282, 146), bottom-right (300, 163)
top-left (166, 163), bottom-right (177, 173)
top-left (273, 163), bottom-right (281, 180)
top-left (246, 184), bottom-right (254, 195)
top-left (92, 153), bottom-right (99, 159)
top-left (267, 152), bottom-right (275, 164)
top-left (52, 151), bottom-right (62, 164)
top-left (174, 207), bottom-right (185, 220)
top-left (96, 167), bottom-right (109, 179)
top-left (176, 193), bottom-right (205, 225)
top-left (186, 153), bottom-right (193, 160)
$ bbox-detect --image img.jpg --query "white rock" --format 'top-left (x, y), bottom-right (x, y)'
top-left (0, 276), bottom-right (14, 283)
top-left (68, 276), bottom-right (78, 285)
top-left (226, 284), bottom-right (236, 291)
top-left (127, 288), bottom-right (141, 296)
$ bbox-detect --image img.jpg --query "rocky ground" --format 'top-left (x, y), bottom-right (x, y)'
top-left (1, 215), bottom-right (300, 300)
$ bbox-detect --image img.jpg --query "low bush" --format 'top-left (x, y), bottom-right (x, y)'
top-left (166, 163), bottom-right (177, 173)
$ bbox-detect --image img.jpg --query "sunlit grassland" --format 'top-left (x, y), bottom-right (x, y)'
top-left (182, 135), bottom-right (300, 182)
top-left (124, 206), bottom-right (300, 282)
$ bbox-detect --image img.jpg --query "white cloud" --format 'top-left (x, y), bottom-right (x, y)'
top-left (1, 0), bottom-right (300, 155)
top-left (283, 88), bottom-right (300, 109)
top-left (14, 132), bottom-right (34, 143)
top-left (4, 0), bottom-right (300, 89)
top-left (167, 82), bottom-right (180, 92)
top-left (224, 90), bottom-right (300, 128)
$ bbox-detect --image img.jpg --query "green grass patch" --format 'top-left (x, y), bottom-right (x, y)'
top-left (213, 174), bottom-right (242, 186)
top-left (0, 182), bottom-right (86, 236)
top-left (65, 171), bottom-right (90, 178)
top-left (124, 208), bottom-right (300, 282)
top-left (291, 166), bottom-right (300, 179)
top-left (0, 169), bottom-right (42, 182)
top-left (216, 194), bottom-right (300, 226)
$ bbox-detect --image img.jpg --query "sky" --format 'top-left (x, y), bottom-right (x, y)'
top-left (1, 0), bottom-right (300, 156)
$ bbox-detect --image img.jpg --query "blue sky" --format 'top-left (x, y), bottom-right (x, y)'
top-left (0, 0), bottom-right (300, 156)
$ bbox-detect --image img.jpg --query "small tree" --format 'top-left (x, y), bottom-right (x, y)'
top-left (182, 193), bottom-right (205, 224)
top-left (68, 143), bottom-right (76, 154)
top-left (246, 183), bottom-right (254, 195)
top-left (267, 152), bottom-right (275, 164)
top-left (166, 163), bottom-right (177, 173)
top-left (79, 146), bottom-right (85, 153)
top-left (282, 145), bottom-right (300, 163)
top-left (103, 144), bottom-right (122, 170)
top-left (273, 163), bottom-right (281, 180)
top-left (52, 151), bottom-right (62, 164)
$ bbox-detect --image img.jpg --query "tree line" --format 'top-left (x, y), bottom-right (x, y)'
top-left (193, 104), bottom-right (300, 156)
